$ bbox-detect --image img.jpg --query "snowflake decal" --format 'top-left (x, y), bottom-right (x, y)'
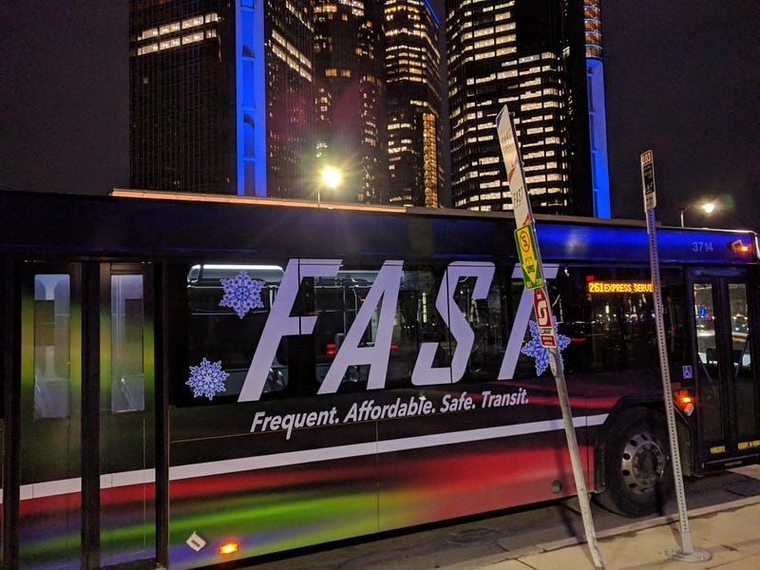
top-left (187, 357), bottom-right (230, 400)
top-left (219, 271), bottom-right (265, 318)
top-left (520, 318), bottom-right (571, 376)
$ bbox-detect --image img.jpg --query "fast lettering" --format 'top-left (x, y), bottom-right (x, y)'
top-left (238, 259), bottom-right (558, 402)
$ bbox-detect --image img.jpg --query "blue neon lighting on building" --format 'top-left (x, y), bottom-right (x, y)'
top-left (424, 0), bottom-right (440, 26)
top-left (237, 0), bottom-right (267, 196)
top-left (586, 58), bottom-right (611, 218)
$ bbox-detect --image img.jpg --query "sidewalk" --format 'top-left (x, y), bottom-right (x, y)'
top-left (473, 495), bottom-right (760, 570)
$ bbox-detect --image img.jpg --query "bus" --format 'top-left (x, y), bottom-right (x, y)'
top-left (1, 189), bottom-right (759, 569)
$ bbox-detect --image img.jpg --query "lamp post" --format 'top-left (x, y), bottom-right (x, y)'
top-left (318, 165), bottom-right (343, 205)
top-left (679, 201), bottom-right (715, 227)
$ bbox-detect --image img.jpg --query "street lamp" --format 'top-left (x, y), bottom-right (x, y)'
top-left (679, 201), bottom-right (715, 227)
top-left (318, 165), bottom-right (343, 205)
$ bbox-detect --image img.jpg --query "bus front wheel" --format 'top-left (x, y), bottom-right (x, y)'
top-left (596, 407), bottom-right (674, 517)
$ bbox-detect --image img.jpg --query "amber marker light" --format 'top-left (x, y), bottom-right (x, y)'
top-left (675, 390), bottom-right (695, 416)
top-left (219, 541), bottom-right (240, 555)
top-left (729, 239), bottom-right (751, 254)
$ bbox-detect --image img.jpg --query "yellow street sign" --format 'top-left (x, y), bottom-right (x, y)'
top-left (514, 224), bottom-right (543, 289)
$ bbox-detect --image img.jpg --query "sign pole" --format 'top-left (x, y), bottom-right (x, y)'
top-left (496, 106), bottom-right (605, 570)
top-left (640, 150), bottom-right (711, 562)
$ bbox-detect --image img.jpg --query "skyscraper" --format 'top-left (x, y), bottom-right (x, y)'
top-left (384, 0), bottom-right (443, 208)
top-left (129, 0), bottom-right (314, 197)
top-left (446, 0), bottom-right (611, 216)
top-left (130, 1), bottom-right (234, 194)
top-left (312, 0), bottom-right (387, 204)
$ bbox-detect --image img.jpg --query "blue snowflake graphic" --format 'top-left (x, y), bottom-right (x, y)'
top-left (520, 318), bottom-right (571, 376)
top-left (187, 357), bottom-right (230, 400)
top-left (219, 271), bottom-right (265, 318)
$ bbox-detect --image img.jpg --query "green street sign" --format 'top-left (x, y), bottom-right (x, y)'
top-left (514, 224), bottom-right (544, 289)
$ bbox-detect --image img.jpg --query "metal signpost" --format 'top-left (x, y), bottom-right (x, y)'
top-left (496, 105), bottom-right (605, 570)
top-left (640, 150), bottom-right (711, 562)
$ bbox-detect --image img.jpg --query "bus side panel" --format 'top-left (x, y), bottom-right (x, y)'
top-left (166, 404), bottom-right (380, 569)
top-left (376, 379), bottom-right (580, 528)
top-left (17, 484), bottom-right (154, 568)
top-left (376, 433), bottom-right (579, 529)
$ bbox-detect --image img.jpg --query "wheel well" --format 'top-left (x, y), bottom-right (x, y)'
top-left (594, 397), bottom-right (694, 493)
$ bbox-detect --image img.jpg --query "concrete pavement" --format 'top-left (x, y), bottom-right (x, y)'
top-left (462, 495), bottom-right (760, 570)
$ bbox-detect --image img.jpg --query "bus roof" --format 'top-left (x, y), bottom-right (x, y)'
top-left (0, 190), bottom-right (757, 267)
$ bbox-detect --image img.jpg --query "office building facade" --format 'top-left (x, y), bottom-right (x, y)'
top-left (130, 0), bottom-right (314, 197)
top-left (384, 0), bottom-right (443, 208)
top-left (130, 0), bottom-right (446, 207)
top-left (446, 0), bottom-right (610, 216)
top-left (312, 0), bottom-right (387, 204)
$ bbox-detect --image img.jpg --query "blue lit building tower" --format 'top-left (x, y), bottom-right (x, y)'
top-left (129, 0), bottom-right (314, 197)
top-left (446, 0), bottom-right (611, 217)
top-left (581, 0), bottom-right (611, 217)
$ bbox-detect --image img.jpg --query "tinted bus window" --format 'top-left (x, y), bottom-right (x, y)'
top-left (186, 264), bottom-right (286, 403)
top-left (550, 266), bottom-right (685, 374)
top-left (182, 260), bottom-right (512, 404)
top-left (33, 274), bottom-right (71, 419)
top-left (110, 274), bottom-right (145, 413)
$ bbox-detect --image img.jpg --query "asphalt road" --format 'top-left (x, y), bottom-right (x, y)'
top-left (227, 466), bottom-right (760, 570)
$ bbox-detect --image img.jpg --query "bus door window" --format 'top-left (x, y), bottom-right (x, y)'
top-left (99, 264), bottom-right (156, 567)
top-left (692, 273), bottom-right (760, 464)
top-left (110, 273), bottom-right (145, 412)
top-left (20, 267), bottom-right (82, 568)
top-left (33, 274), bottom-right (72, 419)
top-left (729, 283), bottom-right (756, 443)
top-left (693, 282), bottom-right (723, 443)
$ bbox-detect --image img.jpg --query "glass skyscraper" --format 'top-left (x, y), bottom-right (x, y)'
top-left (130, 0), bottom-right (314, 198)
top-left (384, 0), bottom-right (443, 208)
top-left (446, 0), bottom-right (610, 216)
top-left (312, 0), bottom-right (387, 204)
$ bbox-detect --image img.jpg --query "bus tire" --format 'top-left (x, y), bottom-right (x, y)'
top-left (596, 407), bottom-right (673, 517)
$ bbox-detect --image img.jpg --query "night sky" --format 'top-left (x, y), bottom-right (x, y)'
top-left (1, 1), bottom-right (758, 229)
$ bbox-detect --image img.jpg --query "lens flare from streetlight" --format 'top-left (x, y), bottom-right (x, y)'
top-left (321, 166), bottom-right (343, 189)
top-left (702, 202), bottom-right (715, 214)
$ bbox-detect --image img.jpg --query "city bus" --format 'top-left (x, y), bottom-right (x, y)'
top-left (1, 189), bottom-right (759, 569)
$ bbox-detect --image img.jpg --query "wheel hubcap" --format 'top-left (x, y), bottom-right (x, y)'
top-left (620, 433), bottom-right (666, 494)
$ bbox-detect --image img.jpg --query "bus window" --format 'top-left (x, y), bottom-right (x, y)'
top-left (33, 274), bottom-right (71, 419)
top-left (183, 260), bottom-right (513, 403)
top-left (110, 274), bottom-right (145, 413)
top-left (729, 283), bottom-right (755, 440)
top-left (185, 263), bottom-right (287, 403)
top-left (451, 270), bottom-right (509, 382)
top-left (312, 270), bottom-right (376, 386)
top-left (546, 266), bottom-right (685, 376)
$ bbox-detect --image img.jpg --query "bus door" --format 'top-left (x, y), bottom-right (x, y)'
top-left (17, 262), bottom-right (157, 569)
top-left (690, 267), bottom-right (760, 471)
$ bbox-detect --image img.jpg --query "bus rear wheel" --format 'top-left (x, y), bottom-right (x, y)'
top-left (596, 407), bottom-right (674, 517)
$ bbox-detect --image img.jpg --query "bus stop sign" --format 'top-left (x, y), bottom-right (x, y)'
top-left (533, 288), bottom-right (556, 347)
top-left (515, 224), bottom-right (544, 289)
top-left (641, 150), bottom-right (656, 211)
